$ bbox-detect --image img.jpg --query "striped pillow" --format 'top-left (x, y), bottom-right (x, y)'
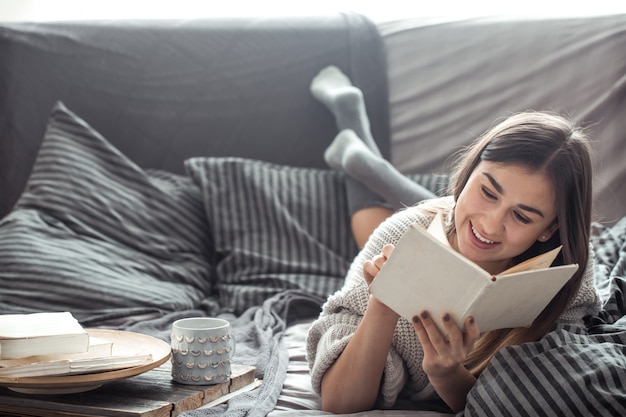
top-left (186, 157), bottom-right (358, 315)
top-left (0, 102), bottom-right (214, 317)
top-left (406, 173), bottom-right (450, 198)
top-left (185, 157), bottom-right (450, 315)
top-left (466, 324), bottom-right (626, 416)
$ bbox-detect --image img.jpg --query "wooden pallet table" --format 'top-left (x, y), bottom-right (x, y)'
top-left (0, 363), bottom-right (257, 417)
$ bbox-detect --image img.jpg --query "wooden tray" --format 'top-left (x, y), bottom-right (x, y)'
top-left (0, 329), bottom-right (170, 394)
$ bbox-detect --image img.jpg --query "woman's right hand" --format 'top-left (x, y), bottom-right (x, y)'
top-left (363, 243), bottom-right (395, 285)
top-left (363, 244), bottom-right (399, 317)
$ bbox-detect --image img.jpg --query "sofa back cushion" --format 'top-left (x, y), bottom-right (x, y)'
top-left (0, 14), bottom-right (390, 218)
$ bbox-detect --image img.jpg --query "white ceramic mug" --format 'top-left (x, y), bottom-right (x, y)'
top-left (170, 317), bottom-right (236, 385)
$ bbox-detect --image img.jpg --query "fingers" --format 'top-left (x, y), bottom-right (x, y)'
top-left (381, 243), bottom-right (394, 258)
top-left (362, 256), bottom-right (386, 286)
top-left (442, 313), bottom-right (462, 346)
top-left (411, 311), bottom-right (479, 359)
top-left (412, 311), bottom-right (446, 353)
top-left (372, 244), bottom-right (394, 270)
top-left (442, 313), bottom-right (474, 361)
top-left (362, 260), bottom-right (377, 285)
top-left (362, 244), bottom-right (395, 286)
top-left (463, 316), bottom-right (481, 350)
top-left (411, 313), bottom-right (437, 357)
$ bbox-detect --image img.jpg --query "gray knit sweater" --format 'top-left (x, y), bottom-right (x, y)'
top-left (306, 197), bottom-right (601, 407)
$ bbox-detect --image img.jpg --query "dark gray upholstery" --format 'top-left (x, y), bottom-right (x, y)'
top-left (0, 13), bottom-right (390, 218)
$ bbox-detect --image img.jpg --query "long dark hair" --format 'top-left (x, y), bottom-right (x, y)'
top-left (447, 111), bottom-right (594, 374)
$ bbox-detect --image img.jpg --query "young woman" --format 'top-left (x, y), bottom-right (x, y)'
top-left (306, 66), bottom-right (601, 413)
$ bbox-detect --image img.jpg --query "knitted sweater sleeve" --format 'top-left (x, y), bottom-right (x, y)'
top-left (306, 205), bottom-right (437, 407)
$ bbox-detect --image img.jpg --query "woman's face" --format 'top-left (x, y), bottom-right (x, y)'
top-left (452, 161), bottom-right (559, 274)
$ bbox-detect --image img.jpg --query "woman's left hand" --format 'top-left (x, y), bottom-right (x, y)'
top-left (411, 311), bottom-right (481, 412)
top-left (411, 311), bottom-right (480, 380)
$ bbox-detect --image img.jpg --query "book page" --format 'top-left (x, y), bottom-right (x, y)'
top-left (468, 263), bottom-right (578, 331)
top-left (499, 246), bottom-right (563, 275)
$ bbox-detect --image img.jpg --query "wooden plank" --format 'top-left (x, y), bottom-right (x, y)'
top-left (198, 379), bottom-right (262, 410)
top-left (173, 364), bottom-right (257, 415)
top-left (226, 365), bottom-right (257, 393)
top-left (93, 363), bottom-right (204, 414)
top-left (0, 363), bottom-right (256, 417)
top-left (0, 393), bottom-right (172, 417)
top-left (0, 401), bottom-right (171, 417)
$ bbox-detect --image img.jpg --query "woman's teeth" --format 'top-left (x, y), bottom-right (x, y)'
top-left (472, 226), bottom-right (495, 244)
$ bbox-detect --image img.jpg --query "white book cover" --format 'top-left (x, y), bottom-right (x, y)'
top-left (369, 214), bottom-right (578, 333)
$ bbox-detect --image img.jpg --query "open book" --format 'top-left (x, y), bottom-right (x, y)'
top-left (369, 213), bottom-right (579, 333)
top-left (0, 312), bottom-right (89, 359)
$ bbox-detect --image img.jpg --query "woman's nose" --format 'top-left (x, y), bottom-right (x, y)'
top-left (482, 209), bottom-right (506, 235)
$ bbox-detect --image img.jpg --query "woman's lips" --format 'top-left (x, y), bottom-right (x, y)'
top-left (469, 221), bottom-right (499, 249)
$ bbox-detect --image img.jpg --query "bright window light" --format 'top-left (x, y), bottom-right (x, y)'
top-left (0, 0), bottom-right (624, 23)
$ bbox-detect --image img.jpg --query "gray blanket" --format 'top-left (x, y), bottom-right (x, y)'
top-left (104, 290), bottom-right (325, 417)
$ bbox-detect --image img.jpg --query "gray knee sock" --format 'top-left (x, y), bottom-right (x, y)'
top-left (326, 130), bottom-right (436, 209)
top-left (343, 175), bottom-right (393, 216)
top-left (311, 66), bottom-right (381, 157)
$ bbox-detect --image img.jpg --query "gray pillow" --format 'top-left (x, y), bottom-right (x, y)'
top-left (185, 157), bottom-right (358, 315)
top-left (185, 157), bottom-right (451, 315)
top-left (0, 102), bottom-right (214, 316)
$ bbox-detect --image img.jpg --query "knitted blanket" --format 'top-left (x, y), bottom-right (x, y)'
top-left (176, 290), bottom-right (325, 417)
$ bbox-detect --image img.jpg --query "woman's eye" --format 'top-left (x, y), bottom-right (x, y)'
top-left (514, 211), bottom-right (531, 224)
top-left (481, 186), bottom-right (496, 200)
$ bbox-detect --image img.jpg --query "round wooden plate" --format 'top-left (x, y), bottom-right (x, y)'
top-left (0, 329), bottom-right (171, 394)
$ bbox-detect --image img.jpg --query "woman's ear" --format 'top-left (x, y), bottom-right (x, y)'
top-left (538, 223), bottom-right (559, 242)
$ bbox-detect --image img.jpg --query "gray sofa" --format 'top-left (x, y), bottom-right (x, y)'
top-left (0, 13), bottom-right (390, 218)
top-left (1, 12), bottom-right (625, 417)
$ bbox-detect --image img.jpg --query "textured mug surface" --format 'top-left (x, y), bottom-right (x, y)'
top-left (170, 317), bottom-right (236, 385)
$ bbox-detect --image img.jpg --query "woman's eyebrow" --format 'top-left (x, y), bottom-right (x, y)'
top-left (518, 204), bottom-right (545, 218)
top-left (482, 172), bottom-right (545, 218)
top-left (483, 172), bottom-right (503, 194)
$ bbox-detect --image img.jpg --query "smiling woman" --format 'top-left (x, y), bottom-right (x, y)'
top-left (452, 162), bottom-right (559, 275)
top-left (307, 106), bottom-right (600, 413)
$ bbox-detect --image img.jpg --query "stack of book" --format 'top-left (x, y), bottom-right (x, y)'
top-left (0, 312), bottom-right (153, 378)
